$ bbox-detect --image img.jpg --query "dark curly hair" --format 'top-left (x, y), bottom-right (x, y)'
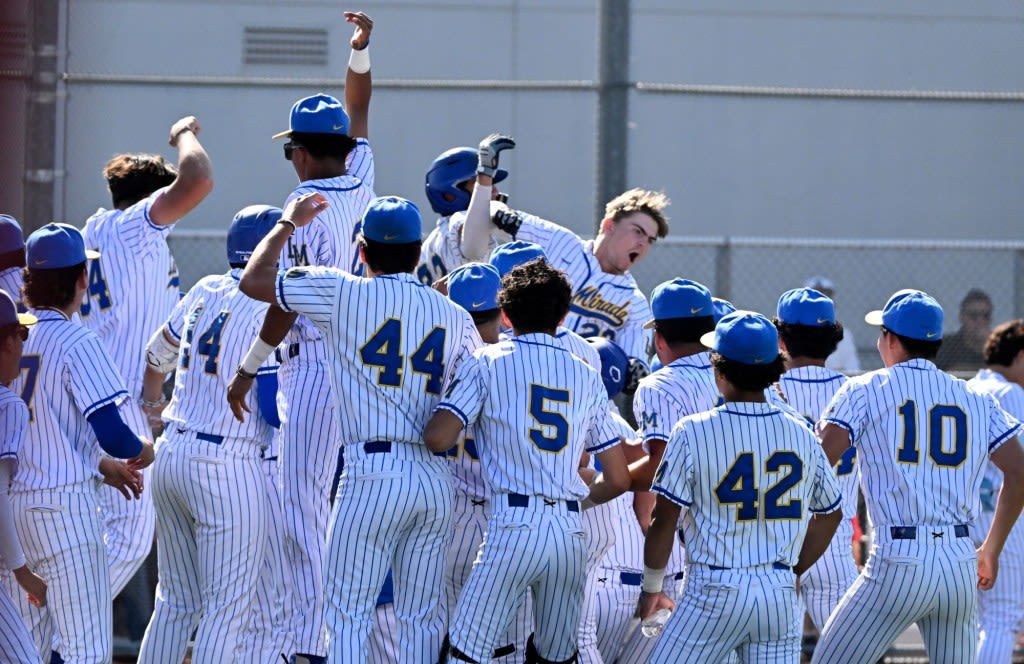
top-left (711, 352), bottom-right (787, 392)
top-left (983, 319), bottom-right (1024, 367)
top-left (498, 258), bottom-right (571, 334)
top-left (773, 319), bottom-right (845, 361)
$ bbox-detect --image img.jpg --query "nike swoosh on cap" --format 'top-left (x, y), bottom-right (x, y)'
top-left (690, 307), bottom-right (704, 314)
top-left (472, 301), bottom-right (487, 308)
top-left (34, 258), bottom-right (48, 265)
top-left (926, 332), bottom-right (937, 338)
top-left (383, 234), bottom-right (399, 241)
top-left (817, 318), bottom-right (831, 324)
top-left (333, 124), bottom-right (346, 131)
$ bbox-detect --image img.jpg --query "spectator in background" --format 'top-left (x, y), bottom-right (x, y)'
top-left (804, 276), bottom-right (860, 374)
top-left (936, 288), bottom-right (993, 373)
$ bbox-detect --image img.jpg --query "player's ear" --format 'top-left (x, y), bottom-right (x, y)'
top-left (500, 308), bottom-right (513, 331)
top-left (598, 216), bottom-right (615, 235)
top-left (77, 266), bottom-right (89, 290)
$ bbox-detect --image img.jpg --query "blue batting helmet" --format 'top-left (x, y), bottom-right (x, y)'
top-left (424, 147), bottom-right (508, 216)
top-left (227, 205), bottom-right (282, 266)
top-left (588, 337), bottom-right (630, 399)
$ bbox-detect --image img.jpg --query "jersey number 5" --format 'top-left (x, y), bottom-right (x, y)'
top-left (360, 319), bottom-right (446, 394)
top-left (528, 384), bottom-right (570, 453)
top-left (715, 451), bottom-right (804, 521)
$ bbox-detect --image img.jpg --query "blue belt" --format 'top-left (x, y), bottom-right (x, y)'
top-left (364, 440), bottom-right (391, 454)
top-left (618, 571), bottom-right (686, 586)
top-left (707, 562), bottom-right (792, 572)
top-left (890, 524), bottom-right (969, 540)
top-left (177, 428), bottom-right (223, 445)
top-left (274, 343), bottom-right (301, 362)
top-left (507, 493), bottom-right (579, 513)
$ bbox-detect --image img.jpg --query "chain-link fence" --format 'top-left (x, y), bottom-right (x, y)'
top-left (170, 230), bottom-right (1024, 373)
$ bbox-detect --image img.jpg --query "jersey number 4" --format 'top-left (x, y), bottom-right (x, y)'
top-left (80, 258), bottom-right (112, 317)
top-left (182, 310), bottom-right (231, 375)
top-left (360, 319), bottom-right (446, 394)
top-left (896, 400), bottom-right (968, 467)
top-left (715, 451), bottom-right (804, 521)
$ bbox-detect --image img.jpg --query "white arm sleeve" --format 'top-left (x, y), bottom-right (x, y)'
top-left (145, 326), bottom-right (180, 375)
top-left (459, 183), bottom-right (493, 262)
top-left (0, 459), bottom-right (25, 569)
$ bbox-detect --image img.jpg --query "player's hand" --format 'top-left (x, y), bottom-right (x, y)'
top-left (977, 545), bottom-right (1000, 590)
top-left (127, 439), bottom-right (156, 471)
top-left (432, 275), bottom-right (449, 297)
top-left (141, 400), bottom-right (168, 438)
top-left (477, 133), bottom-right (515, 179)
top-left (227, 372), bottom-right (255, 422)
top-left (282, 192), bottom-right (329, 228)
top-left (623, 357), bottom-right (650, 395)
top-left (169, 116), bottom-right (200, 147)
top-left (345, 11), bottom-right (373, 50)
top-left (636, 590), bottom-right (675, 620)
top-left (12, 565), bottom-right (47, 608)
top-left (99, 458), bottom-right (144, 500)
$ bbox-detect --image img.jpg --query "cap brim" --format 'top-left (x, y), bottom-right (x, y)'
top-left (271, 130), bottom-right (292, 140)
top-left (17, 312), bottom-right (37, 326)
top-left (699, 330), bottom-right (716, 349)
top-left (864, 310), bottom-right (884, 326)
top-left (85, 249), bottom-right (101, 260)
top-left (642, 319), bottom-right (656, 330)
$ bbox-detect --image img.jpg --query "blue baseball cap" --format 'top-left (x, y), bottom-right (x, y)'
top-left (712, 297), bottom-right (736, 323)
top-left (227, 205), bottom-right (282, 266)
top-left (360, 196), bottom-right (422, 244)
top-left (0, 289), bottom-right (35, 327)
top-left (25, 223), bottom-right (100, 270)
top-left (588, 337), bottom-right (629, 399)
top-left (489, 241), bottom-right (547, 277)
top-left (0, 215), bottom-right (24, 254)
top-left (865, 289), bottom-right (944, 341)
top-left (700, 311), bottom-right (780, 365)
top-left (448, 263), bottom-right (500, 313)
top-left (643, 278), bottom-right (714, 329)
top-left (777, 288), bottom-right (836, 327)
top-left (272, 93), bottom-right (350, 139)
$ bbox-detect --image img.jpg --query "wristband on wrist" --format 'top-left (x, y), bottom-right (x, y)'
top-left (139, 395), bottom-right (167, 409)
top-left (642, 565), bottom-right (665, 594)
top-left (278, 219), bottom-right (297, 233)
top-left (348, 46), bottom-right (370, 73)
top-left (241, 337), bottom-right (275, 375)
top-left (236, 365), bottom-right (258, 380)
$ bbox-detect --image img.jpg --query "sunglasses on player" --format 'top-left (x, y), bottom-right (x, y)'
top-left (283, 142), bottom-right (306, 161)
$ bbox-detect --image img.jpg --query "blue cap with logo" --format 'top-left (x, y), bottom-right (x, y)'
top-left (26, 223), bottom-right (100, 270)
top-left (360, 196), bottom-right (422, 244)
top-left (865, 289), bottom-right (944, 341)
top-left (777, 288), bottom-right (836, 327)
top-left (0, 215), bottom-right (24, 254)
top-left (489, 241), bottom-right (547, 278)
top-left (0, 289), bottom-right (35, 327)
top-left (272, 93), bottom-right (350, 139)
top-left (643, 278), bottom-right (713, 329)
top-left (588, 337), bottom-right (629, 399)
top-left (712, 297), bottom-right (736, 323)
top-left (700, 310), bottom-right (780, 365)
top-left (448, 263), bottom-right (501, 313)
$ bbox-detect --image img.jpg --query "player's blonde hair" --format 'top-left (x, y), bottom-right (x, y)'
top-left (603, 188), bottom-right (671, 238)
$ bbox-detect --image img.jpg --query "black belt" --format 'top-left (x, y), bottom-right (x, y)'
top-left (618, 571), bottom-right (686, 586)
top-left (708, 562), bottom-right (792, 572)
top-left (890, 525), bottom-right (969, 540)
top-left (177, 428), bottom-right (223, 445)
top-left (275, 343), bottom-right (301, 362)
top-left (507, 493), bottom-right (579, 513)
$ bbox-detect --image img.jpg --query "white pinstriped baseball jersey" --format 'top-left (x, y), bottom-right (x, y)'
top-left (654, 402), bottom-right (843, 568)
top-left (0, 385), bottom-right (27, 479)
top-left (0, 269), bottom-right (22, 309)
top-left (279, 139), bottom-right (375, 345)
top-left (633, 351), bottom-right (719, 451)
top-left (275, 266), bottom-right (480, 455)
top-left (968, 368), bottom-right (1024, 530)
top-left (11, 310), bottom-right (130, 491)
top-left (81, 190), bottom-right (181, 396)
top-left (160, 270), bottom-right (277, 445)
top-left (821, 358), bottom-right (1020, 529)
top-left (438, 333), bottom-right (621, 500)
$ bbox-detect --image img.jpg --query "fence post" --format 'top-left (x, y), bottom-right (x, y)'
top-left (715, 237), bottom-right (732, 301)
top-left (594, 0), bottom-right (631, 228)
top-left (23, 0), bottom-right (60, 234)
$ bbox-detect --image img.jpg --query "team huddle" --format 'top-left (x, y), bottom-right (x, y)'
top-left (1, 10), bottom-right (1023, 664)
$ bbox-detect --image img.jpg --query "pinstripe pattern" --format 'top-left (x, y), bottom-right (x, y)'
top-left (137, 270), bottom-right (275, 663)
top-left (269, 140), bottom-right (375, 657)
top-left (0, 578), bottom-right (40, 663)
top-left (813, 359), bottom-right (1021, 664)
top-left (277, 264), bottom-right (479, 661)
top-left (0, 386), bottom-right (27, 474)
top-left (0, 269), bottom-right (23, 308)
top-left (967, 369), bottom-right (1024, 664)
top-left (367, 602), bottom-right (399, 664)
top-left (633, 351), bottom-right (719, 450)
top-left (777, 365), bottom-right (858, 630)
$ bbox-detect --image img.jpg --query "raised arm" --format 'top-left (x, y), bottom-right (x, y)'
top-left (460, 134), bottom-right (515, 261)
top-left (149, 115), bottom-right (214, 225)
top-left (344, 11), bottom-right (373, 139)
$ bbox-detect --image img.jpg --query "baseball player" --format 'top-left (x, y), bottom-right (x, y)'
top-left (80, 114), bottom-right (213, 596)
top-left (639, 311), bottom-right (844, 662)
top-left (135, 205), bottom-right (281, 663)
top-left (772, 287), bottom-right (858, 632)
top-left (226, 14), bottom-right (376, 663)
top-left (968, 319), bottom-right (1024, 663)
top-left (7, 223), bottom-right (154, 663)
top-left (0, 215), bottom-right (25, 306)
top-left (813, 290), bottom-right (1024, 664)
top-left (425, 258), bottom-right (631, 664)
top-left (0, 289), bottom-right (44, 664)
top-left (238, 193), bottom-right (482, 662)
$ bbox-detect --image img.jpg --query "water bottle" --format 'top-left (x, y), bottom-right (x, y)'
top-left (640, 608), bottom-right (672, 638)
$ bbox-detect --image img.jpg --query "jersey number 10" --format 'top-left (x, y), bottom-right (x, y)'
top-left (896, 400), bottom-right (968, 467)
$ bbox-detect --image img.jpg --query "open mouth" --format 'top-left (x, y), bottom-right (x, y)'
top-left (628, 251), bottom-right (640, 264)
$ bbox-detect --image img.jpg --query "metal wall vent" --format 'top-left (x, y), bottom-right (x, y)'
top-left (244, 27), bottom-right (328, 66)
